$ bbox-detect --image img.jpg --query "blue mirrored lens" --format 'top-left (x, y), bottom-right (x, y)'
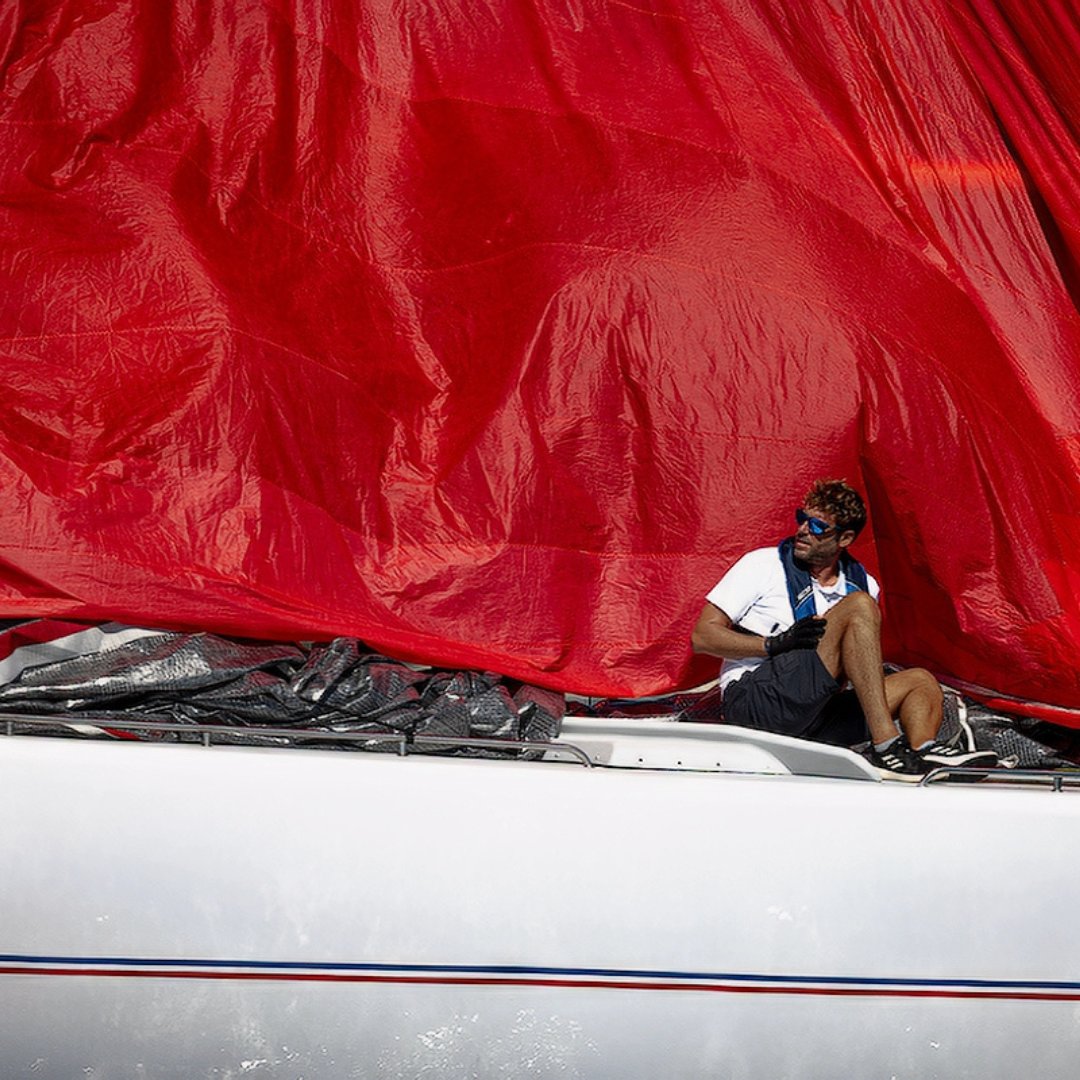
top-left (795, 508), bottom-right (833, 536)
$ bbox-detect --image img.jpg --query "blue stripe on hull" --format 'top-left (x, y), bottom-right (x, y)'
top-left (1, 954), bottom-right (1078, 999)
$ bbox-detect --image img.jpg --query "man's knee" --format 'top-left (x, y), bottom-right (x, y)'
top-left (884, 666), bottom-right (943, 707)
top-left (911, 667), bottom-right (943, 701)
top-left (829, 590), bottom-right (880, 627)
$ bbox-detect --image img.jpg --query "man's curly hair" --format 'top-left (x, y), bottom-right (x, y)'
top-left (804, 478), bottom-right (867, 537)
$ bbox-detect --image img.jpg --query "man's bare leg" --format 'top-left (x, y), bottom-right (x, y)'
top-left (817, 594), bottom-right (943, 745)
top-left (884, 668), bottom-right (943, 748)
top-left (816, 592), bottom-right (898, 744)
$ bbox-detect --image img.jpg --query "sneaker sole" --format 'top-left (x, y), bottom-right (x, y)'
top-left (921, 751), bottom-right (998, 769)
top-left (874, 766), bottom-right (926, 783)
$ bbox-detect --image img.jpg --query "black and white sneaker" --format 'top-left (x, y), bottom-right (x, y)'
top-left (919, 741), bottom-right (998, 770)
top-left (866, 735), bottom-right (929, 782)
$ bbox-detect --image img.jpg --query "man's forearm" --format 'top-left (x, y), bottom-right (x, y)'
top-left (691, 619), bottom-right (768, 660)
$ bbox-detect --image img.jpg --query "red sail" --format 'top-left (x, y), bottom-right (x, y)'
top-left (1, 1), bottom-right (1079, 713)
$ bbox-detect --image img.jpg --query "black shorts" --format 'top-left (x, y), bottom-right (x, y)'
top-left (722, 649), bottom-right (868, 746)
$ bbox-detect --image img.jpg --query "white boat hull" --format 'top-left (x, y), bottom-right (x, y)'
top-left (1, 727), bottom-right (1078, 1076)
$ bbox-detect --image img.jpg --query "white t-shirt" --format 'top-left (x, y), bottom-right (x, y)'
top-left (705, 546), bottom-right (880, 691)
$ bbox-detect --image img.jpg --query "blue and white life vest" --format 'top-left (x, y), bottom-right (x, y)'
top-left (777, 536), bottom-right (869, 621)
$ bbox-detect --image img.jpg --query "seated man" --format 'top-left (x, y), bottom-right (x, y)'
top-left (691, 478), bottom-right (996, 780)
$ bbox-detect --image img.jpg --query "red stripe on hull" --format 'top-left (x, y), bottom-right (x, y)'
top-left (1, 967), bottom-right (1077, 1001)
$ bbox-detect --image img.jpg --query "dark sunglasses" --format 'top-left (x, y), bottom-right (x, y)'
top-left (795, 508), bottom-right (837, 537)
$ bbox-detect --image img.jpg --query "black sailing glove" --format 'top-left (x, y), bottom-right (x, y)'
top-left (764, 615), bottom-right (826, 657)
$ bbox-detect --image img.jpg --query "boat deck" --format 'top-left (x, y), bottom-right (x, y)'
top-left (2, 710), bottom-right (1077, 789)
